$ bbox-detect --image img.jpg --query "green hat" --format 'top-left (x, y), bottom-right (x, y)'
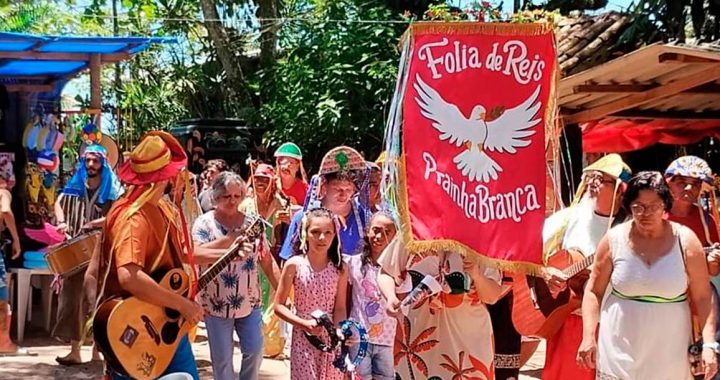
top-left (274, 142), bottom-right (303, 160)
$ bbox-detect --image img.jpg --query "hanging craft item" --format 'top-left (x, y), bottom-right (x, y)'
top-left (25, 164), bottom-right (41, 203)
top-left (381, 22), bottom-right (558, 273)
top-left (42, 172), bottom-right (57, 208)
top-left (81, 117), bottom-right (102, 145)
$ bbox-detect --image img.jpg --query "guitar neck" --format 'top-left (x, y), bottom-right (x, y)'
top-left (197, 243), bottom-right (242, 290)
top-left (563, 254), bottom-right (594, 278)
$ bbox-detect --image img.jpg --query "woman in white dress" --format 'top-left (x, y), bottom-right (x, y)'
top-left (578, 171), bottom-right (718, 379)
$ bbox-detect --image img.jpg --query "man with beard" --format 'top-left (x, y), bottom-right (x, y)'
top-left (53, 144), bottom-right (123, 365)
top-left (540, 154), bottom-right (631, 380)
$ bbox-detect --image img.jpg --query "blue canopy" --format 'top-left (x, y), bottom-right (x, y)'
top-left (0, 32), bottom-right (177, 79)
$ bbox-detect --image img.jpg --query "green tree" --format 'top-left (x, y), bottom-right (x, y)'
top-left (258, 0), bottom-right (406, 167)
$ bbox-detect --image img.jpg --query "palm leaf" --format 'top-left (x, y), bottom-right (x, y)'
top-left (0, 3), bottom-right (50, 33)
top-left (413, 339), bottom-right (439, 353)
top-left (468, 354), bottom-right (493, 380)
top-left (410, 354), bottom-right (430, 376)
top-left (410, 326), bottom-right (437, 348)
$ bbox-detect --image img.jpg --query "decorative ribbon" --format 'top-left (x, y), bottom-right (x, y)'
top-left (611, 288), bottom-right (687, 303)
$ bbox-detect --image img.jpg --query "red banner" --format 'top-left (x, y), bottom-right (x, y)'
top-left (397, 23), bottom-right (557, 269)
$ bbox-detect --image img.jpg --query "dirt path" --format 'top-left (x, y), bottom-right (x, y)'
top-left (0, 323), bottom-right (544, 379)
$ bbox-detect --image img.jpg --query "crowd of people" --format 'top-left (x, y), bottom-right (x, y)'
top-left (1, 129), bottom-right (720, 380)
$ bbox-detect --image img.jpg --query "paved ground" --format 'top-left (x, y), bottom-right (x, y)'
top-left (0, 317), bottom-right (545, 379)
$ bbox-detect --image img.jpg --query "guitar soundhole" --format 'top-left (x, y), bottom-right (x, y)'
top-left (161, 322), bottom-right (180, 345)
top-left (165, 308), bottom-right (180, 320)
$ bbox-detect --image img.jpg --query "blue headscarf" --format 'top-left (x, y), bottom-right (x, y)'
top-left (62, 144), bottom-right (123, 204)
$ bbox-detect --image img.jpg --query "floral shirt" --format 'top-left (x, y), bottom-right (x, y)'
top-left (345, 255), bottom-right (396, 346)
top-left (192, 211), bottom-right (262, 319)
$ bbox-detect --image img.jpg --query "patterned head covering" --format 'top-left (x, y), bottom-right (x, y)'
top-left (254, 163), bottom-right (275, 178)
top-left (0, 156), bottom-right (14, 183)
top-left (62, 144), bottom-right (123, 204)
top-left (664, 155), bottom-right (713, 184)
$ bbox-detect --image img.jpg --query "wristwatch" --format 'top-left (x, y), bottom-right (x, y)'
top-left (702, 341), bottom-right (720, 353)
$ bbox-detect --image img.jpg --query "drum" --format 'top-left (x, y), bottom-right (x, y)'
top-left (46, 230), bottom-right (101, 276)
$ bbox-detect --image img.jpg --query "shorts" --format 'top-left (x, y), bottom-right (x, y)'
top-left (349, 343), bottom-right (394, 380)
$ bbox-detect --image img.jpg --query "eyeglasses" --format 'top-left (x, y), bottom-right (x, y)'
top-left (630, 202), bottom-right (664, 215)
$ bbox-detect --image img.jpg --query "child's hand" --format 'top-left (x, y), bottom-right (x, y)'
top-left (338, 328), bottom-right (360, 346)
top-left (385, 296), bottom-right (401, 317)
top-left (302, 318), bottom-right (324, 336)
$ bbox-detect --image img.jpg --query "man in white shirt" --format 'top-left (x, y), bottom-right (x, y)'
top-left (540, 154), bottom-right (631, 380)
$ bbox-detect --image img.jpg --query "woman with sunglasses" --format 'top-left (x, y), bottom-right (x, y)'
top-left (578, 171), bottom-right (717, 379)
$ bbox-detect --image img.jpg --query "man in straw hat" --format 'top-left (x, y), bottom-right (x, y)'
top-left (279, 146), bottom-right (370, 260)
top-left (0, 156), bottom-right (22, 355)
top-left (53, 143), bottom-right (123, 366)
top-left (540, 153), bottom-right (631, 379)
top-left (95, 131), bottom-right (203, 379)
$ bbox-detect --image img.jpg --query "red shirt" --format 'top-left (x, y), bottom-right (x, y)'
top-left (667, 205), bottom-right (720, 246)
top-left (283, 180), bottom-right (308, 206)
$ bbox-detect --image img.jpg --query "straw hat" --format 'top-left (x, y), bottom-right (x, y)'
top-left (117, 131), bottom-right (187, 186)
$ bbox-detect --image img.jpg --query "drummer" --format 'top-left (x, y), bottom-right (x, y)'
top-left (52, 144), bottom-right (123, 365)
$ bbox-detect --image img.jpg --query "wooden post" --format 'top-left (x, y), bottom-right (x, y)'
top-left (90, 54), bottom-right (102, 128)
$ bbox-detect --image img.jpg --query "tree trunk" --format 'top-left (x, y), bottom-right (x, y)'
top-left (199, 0), bottom-right (257, 109)
top-left (256, 0), bottom-right (279, 69)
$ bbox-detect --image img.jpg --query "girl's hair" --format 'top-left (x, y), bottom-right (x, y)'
top-left (360, 210), bottom-right (397, 274)
top-left (293, 207), bottom-right (342, 268)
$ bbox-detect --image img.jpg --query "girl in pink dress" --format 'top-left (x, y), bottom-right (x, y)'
top-left (274, 208), bottom-right (349, 380)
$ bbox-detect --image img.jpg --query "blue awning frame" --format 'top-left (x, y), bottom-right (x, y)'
top-left (0, 32), bottom-right (177, 83)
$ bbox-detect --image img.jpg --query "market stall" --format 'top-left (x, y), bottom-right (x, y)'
top-left (0, 32), bottom-right (175, 227)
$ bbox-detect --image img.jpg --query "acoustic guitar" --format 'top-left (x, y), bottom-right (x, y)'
top-left (94, 215), bottom-right (266, 380)
top-left (511, 249), bottom-right (593, 339)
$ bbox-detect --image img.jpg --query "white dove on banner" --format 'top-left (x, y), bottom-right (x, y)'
top-left (413, 74), bottom-right (542, 183)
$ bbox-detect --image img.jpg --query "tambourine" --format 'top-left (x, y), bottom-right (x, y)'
top-left (303, 310), bottom-right (369, 373)
top-left (333, 319), bottom-right (369, 373)
top-left (303, 310), bottom-right (339, 353)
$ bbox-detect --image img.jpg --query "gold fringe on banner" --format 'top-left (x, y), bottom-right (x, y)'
top-left (400, 21), bottom-right (555, 47)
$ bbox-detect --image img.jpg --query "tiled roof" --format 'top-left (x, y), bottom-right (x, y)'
top-left (556, 11), bottom-right (630, 75)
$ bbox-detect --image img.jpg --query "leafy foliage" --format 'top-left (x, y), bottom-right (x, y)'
top-left (258, 0), bottom-right (405, 167)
